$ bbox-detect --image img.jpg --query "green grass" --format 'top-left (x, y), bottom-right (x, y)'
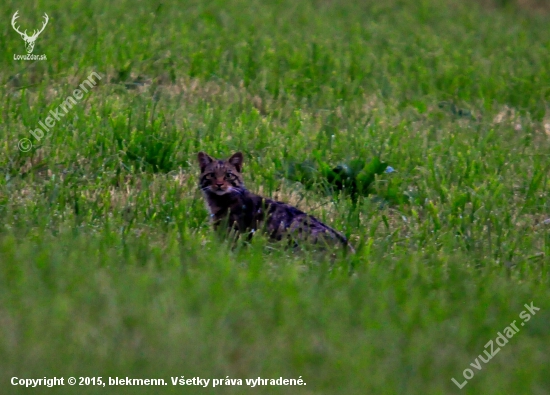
top-left (1, 0), bottom-right (549, 394)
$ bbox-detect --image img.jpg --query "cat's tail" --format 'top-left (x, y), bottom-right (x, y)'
top-left (330, 228), bottom-right (356, 254)
top-left (345, 242), bottom-right (356, 254)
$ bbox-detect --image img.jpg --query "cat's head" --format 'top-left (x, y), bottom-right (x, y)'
top-left (197, 152), bottom-right (244, 195)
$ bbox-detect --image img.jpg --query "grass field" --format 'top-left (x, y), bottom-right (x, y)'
top-left (1, 0), bottom-right (550, 394)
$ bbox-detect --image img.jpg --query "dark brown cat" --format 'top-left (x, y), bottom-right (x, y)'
top-left (198, 151), bottom-right (354, 252)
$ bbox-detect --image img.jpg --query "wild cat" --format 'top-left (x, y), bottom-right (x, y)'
top-left (198, 151), bottom-right (354, 252)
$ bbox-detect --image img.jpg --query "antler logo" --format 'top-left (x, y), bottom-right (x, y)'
top-left (11, 11), bottom-right (49, 54)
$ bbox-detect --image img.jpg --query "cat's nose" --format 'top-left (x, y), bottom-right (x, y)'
top-left (215, 182), bottom-right (224, 187)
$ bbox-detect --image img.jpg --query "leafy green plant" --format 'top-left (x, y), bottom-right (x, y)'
top-left (279, 155), bottom-right (395, 202)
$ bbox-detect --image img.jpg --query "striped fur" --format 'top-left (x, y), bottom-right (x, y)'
top-left (198, 151), bottom-right (354, 252)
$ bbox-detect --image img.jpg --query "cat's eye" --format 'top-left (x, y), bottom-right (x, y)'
top-left (225, 173), bottom-right (236, 180)
top-left (205, 172), bottom-right (215, 179)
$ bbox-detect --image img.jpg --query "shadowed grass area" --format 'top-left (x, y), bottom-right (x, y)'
top-left (0, 0), bottom-right (549, 394)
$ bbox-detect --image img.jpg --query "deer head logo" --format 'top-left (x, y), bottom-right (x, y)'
top-left (11, 11), bottom-right (49, 54)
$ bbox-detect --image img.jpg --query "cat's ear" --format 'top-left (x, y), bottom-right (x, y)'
top-left (228, 152), bottom-right (243, 172)
top-left (198, 152), bottom-right (214, 172)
